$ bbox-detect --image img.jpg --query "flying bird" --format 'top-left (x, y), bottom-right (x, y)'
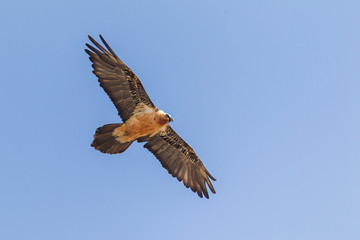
top-left (85, 35), bottom-right (216, 198)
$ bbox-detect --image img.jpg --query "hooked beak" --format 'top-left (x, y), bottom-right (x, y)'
top-left (168, 116), bottom-right (173, 122)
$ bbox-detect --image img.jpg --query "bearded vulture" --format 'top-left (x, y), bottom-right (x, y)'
top-left (85, 35), bottom-right (216, 198)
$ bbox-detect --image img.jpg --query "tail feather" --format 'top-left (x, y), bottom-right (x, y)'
top-left (91, 124), bottom-right (133, 154)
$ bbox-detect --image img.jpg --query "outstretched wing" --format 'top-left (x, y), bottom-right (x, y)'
top-left (85, 35), bottom-right (155, 121)
top-left (139, 126), bottom-right (216, 199)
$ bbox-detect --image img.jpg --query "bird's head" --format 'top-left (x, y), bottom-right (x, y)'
top-left (159, 110), bottom-right (173, 122)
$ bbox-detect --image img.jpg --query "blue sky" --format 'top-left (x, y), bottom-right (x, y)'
top-left (1, 0), bottom-right (360, 239)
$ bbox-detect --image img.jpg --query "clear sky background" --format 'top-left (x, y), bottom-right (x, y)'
top-left (1, 0), bottom-right (360, 239)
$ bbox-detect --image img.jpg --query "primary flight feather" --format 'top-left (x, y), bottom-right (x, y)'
top-left (85, 35), bottom-right (216, 198)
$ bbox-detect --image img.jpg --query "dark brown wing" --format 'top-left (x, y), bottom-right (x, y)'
top-left (85, 35), bottom-right (155, 121)
top-left (139, 126), bottom-right (216, 199)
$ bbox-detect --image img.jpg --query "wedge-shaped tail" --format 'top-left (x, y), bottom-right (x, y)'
top-left (91, 124), bottom-right (133, 154)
